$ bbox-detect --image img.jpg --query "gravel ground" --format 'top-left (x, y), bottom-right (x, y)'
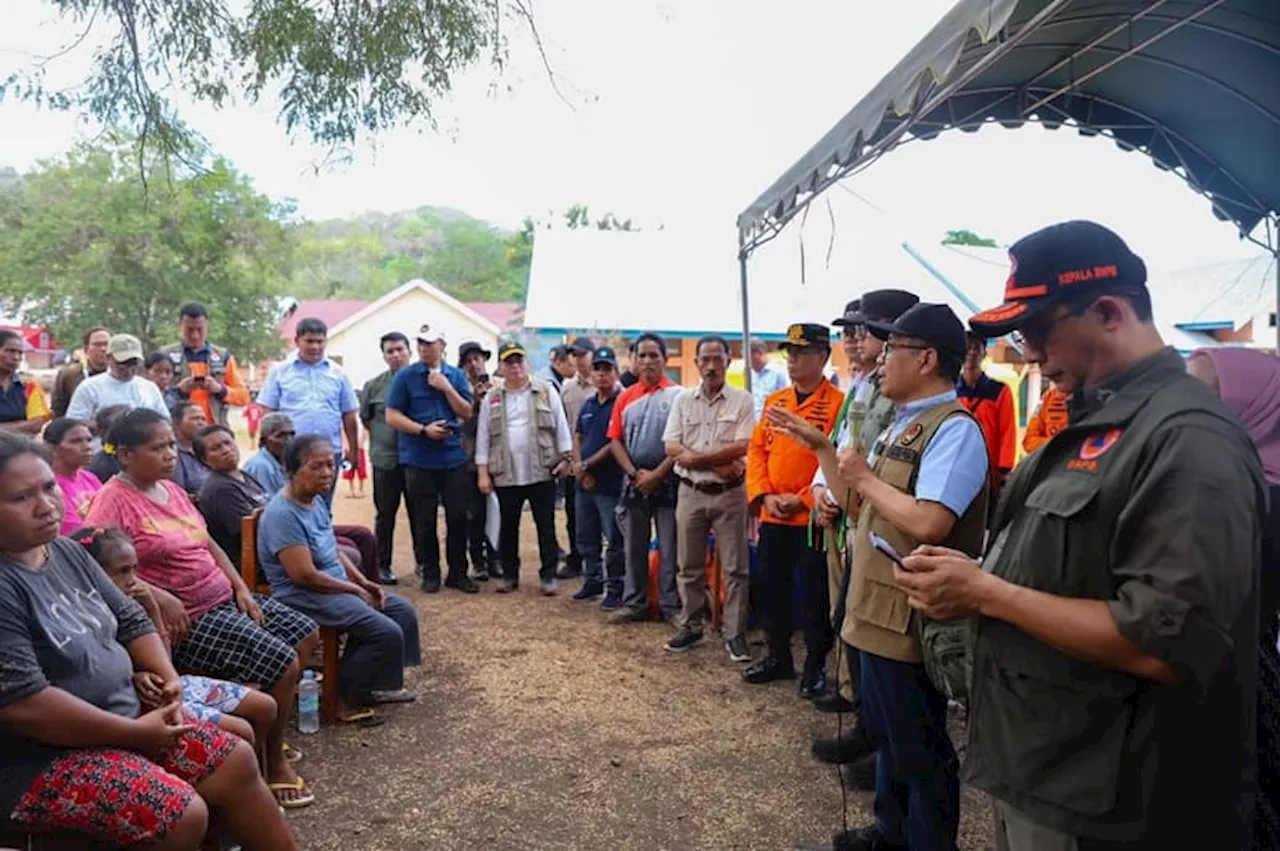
top-left (284, 497), bottom-right (995, 850)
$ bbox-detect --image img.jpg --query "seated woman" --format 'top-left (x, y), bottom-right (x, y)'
top-left (73, 525), bottom-right (277, 752)
top-left (0, 432), bottom-right (298, 850)
top-left (195, 424), bottom-right (269, 566)
top-left (169, 400), bottom-right (210, 498)
top-left (85, 409), bottom-right (320, 808)
top-left (245, 412), bottom-right (387, 584)
top-left (42, 417), bottom-right (102, 535)
top-left (258, 434), bottom-right (421, 726)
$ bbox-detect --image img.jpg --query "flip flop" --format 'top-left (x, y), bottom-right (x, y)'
top-left (338, 708), bottom-right (386, 728)
top-left (268, 777), bottom-right (315, 809)
top-left (370, 688), bottom-right (418, 705)
top-left (282, 742), bottom-right (304, 763)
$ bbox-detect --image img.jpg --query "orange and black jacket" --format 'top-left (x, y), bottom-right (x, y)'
top-left (747, 379), bottom-right (844, 527)
top-left (1023, 386), bottom-right (1070, 454)
top-left (956, 373), bottom-right (1016, 488)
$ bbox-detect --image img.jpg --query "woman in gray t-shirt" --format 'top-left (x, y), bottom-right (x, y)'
top-left (0, 433), bottom-right (299, 850)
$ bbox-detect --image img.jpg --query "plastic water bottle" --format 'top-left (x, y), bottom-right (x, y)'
top-left (297, 671), bottom-right (320, 734)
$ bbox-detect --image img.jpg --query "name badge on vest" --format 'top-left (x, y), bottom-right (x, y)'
top-left (884, 444), bottom-right (920, 463)
top-left (898, 423), bottom-right (924, 446)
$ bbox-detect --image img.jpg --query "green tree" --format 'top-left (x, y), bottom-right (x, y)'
top-left (0, 137), bottom-right (293, 360)
top-left (942, 229), bottom-right (998, 248)
top-left (2, 0), bottom-right (550, 156)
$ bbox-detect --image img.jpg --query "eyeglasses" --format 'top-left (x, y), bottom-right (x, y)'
top-left (882, 342), bottom-right (930, 356)
top-left (1012, 301), bottom-right (1090, 350)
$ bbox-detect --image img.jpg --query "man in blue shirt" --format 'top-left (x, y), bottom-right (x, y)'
top-left (258, 316), bottom-right (359, 507)
top-left (571, 346), bottom-right (626, 608)
top-left (385, 324), bottom-right (476, 594)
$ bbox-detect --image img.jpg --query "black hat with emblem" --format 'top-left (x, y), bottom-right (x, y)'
top-left (778, 323), bottom-right (831, 350)
top-left (866, 302), bottom-right (967, 358)
top-left (590, 345), bottom-right (618, 368)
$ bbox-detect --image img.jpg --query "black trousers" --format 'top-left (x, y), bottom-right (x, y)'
top-left (757, 523), bottom-right (833, 665)
top-left (497, 480), bottom-right (559, 585)
top-left (404, 465), bottom-right (469, 582)
top-left (371, 464), bottom-right (407, 574)
top-left (463, 468), bottom-right (498, 570)
top-left (562, 475), bottom-right (581, 566)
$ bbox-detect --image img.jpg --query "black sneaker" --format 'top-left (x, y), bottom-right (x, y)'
top-left (812, 726), bottom-right (873, 765)
top-left (573, 581), bottom-right (604, 601)
top-left (799, 668), bottom-right (828, 700)
top-left (842, 755), bottom-right (877, 791)
top-left (724, 636), bottom-right (751, 663)
top-left (419, 575), bottom-right (441, 594)
top-left (599, 589), bottom-right (623, 611)
top-left (742, 656), bottom-right (796, 684)
top-left (376, 570), bottom-right (398, 586)
top-left (831, 826), bottom-right (903, 851)
top-left (555, 560), bottom-right (582, 580)
top-left (445, 575), bottom-right (479, 594)
top-left (608, 606), bottom-right (651, 625)
top-left (470, 566), bottom-right (490, 582)
top-left (665, 627), bottom-right (704, 653)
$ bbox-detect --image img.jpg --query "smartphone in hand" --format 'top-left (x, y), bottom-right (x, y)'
top-left (869, 531), bottom-right (907, 569)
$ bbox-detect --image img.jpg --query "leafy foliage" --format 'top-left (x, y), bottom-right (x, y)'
top-left (942, 229), bottom-right (998, 248)
top-left (0, 137), bottom-right (293, 361)
top-left (3, 0), bottom-right (515, 157)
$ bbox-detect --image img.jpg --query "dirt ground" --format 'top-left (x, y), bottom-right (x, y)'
top-left (286, 494), bottom-right (995, 850)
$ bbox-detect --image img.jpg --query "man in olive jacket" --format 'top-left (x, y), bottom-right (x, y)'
top-left (899, 221), bottom-right (1265, 851)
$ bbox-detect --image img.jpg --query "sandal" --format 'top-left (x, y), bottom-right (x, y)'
top-left (268, 777), bottom-right (315, 809)
top-left (282, 742), bottom-right (304, 763)
top-left (338, 708), bottom-right (386, 728)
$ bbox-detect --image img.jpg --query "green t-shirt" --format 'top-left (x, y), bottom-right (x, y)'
top-left (360, 369), bottom-right (400, 469)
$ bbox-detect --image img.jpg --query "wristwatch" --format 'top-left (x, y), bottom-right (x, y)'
top-left (418, 423), bottom-right (428, 437)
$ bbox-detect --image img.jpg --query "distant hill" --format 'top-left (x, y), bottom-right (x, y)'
top-left (288, 205), bottom-right (528, 304)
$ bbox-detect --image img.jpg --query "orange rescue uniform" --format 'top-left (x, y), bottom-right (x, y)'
top-left (1023, 385), bottom-right (1070, 453)
top-left (746, 379), bottom-right (843, 527)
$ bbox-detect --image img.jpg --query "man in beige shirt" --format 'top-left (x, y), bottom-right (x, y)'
top-left (556, 335), bottom-right (596, 580)
top-left (661, 334), bottom-right (756, 661)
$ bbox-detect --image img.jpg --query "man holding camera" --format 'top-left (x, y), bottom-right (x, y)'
top-left (385, 324), bottom-right (476, 595)
top-left (458, 340), bottom-right (502, 581)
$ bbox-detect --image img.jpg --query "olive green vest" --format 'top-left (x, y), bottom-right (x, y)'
top-left (485, 380), bottom-right (560, 487)
top-left (965, 350), bottom-right (1266, 840)
top-left (843, 400), bottom-right (988, 663)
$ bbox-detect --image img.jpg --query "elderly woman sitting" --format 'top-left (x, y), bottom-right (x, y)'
top-left (0, 432), bottom-right (298, 850)
top-left (258, 434), bottom-right (421, 725)
top-left (245, 412), bottom-right (386, 584)
top-left (195, 423), bottom-right (270, 568)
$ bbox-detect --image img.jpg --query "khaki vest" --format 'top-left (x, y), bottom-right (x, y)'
top-left (485, 380), bottom-right (560, 487)
top-left (159, 342), bottom-right (234, 425)
top-left (843, 400), bottom-right (988, 663)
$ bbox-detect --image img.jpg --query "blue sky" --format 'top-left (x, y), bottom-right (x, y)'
top-left (1, 0), bottom-right (1265, 281)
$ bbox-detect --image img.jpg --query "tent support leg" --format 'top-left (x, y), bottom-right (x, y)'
top-left (739, 248), bottom-right (753, 393)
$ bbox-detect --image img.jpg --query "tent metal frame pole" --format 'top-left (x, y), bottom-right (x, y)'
top-left (739, 244), bottom-right (753, 394)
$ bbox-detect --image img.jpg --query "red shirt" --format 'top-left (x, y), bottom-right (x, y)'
top-left (606, 376), bottom-right (677, 441)
top-left (244, 402), bottom-right (264, 434)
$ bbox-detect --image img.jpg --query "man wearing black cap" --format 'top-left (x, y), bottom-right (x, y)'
top-left (556, 335), bottom-right (596, 580)
top-left (777, 302), bottom-right (989, 851)
top-left (744, 322), bottom-right (844, 692)
top-left (811, 289), bottom-right (918, 759)
top-left (458, 340), bottom-right (500, 580)
top-left (897, 221), bottom-right (1264, 851)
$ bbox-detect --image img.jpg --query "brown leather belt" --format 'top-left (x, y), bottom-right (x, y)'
top-left (677, 476), bottom-right (744, 495)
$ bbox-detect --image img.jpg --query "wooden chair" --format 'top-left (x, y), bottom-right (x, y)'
top-left (240, 509), bottom-right (341, 725)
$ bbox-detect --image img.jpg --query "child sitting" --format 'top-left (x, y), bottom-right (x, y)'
top-left (71, 525), bottom-right (278, 750)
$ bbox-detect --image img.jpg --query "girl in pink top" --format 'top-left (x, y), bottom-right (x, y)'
top-left (44, 417), bottom-right (103, 536)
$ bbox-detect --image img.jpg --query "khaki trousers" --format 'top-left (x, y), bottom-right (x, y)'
top-left (675, 482), bottom-right (750, 640)
top-left (825, 526), bottom-right (854, 702)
